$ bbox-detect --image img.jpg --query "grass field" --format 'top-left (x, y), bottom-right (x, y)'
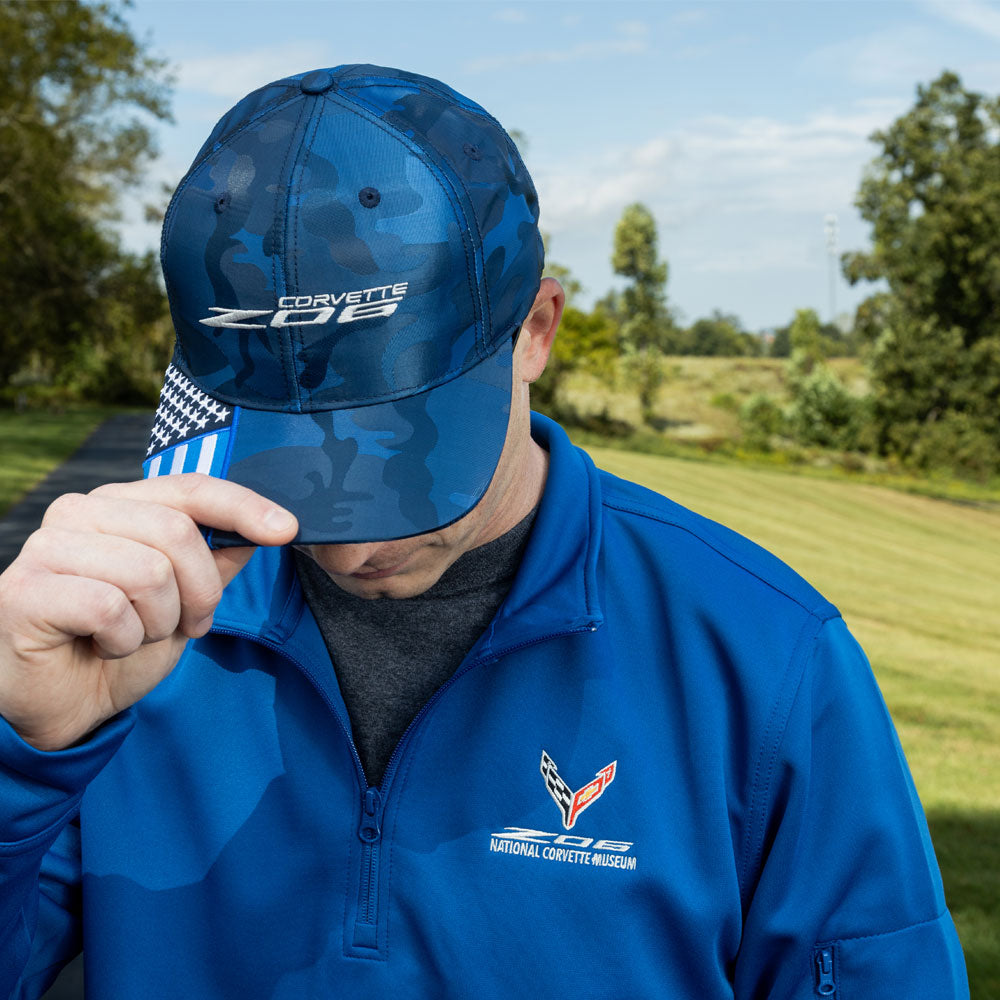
top-left (584, 441), bottom-right (999, 999)
top-left (560, 355), bottom-right (869, 446)
top-left (0, 408), bottom-right (116, 515)
top-left (559, 354), bottom-right (1000, 506)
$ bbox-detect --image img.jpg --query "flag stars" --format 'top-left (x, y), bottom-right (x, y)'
top-left (146, 364), bottom-right (234, 457)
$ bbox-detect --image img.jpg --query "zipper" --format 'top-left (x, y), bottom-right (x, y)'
top-left (212, 619), bottom-right (601, 955)
top-left (814, 947), bottom-right (837, 996)
top-left (354, 786), bottom-right (383, 947)
top-left (212, 627), bottom-right (384, 951)
top-left (348, 622), bottom-right (601, 951)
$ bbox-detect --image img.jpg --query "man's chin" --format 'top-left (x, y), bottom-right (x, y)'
top-left (329, 569), bottom-right (439, 601)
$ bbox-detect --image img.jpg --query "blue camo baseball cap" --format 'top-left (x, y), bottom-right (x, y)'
top-left (145, 64), bottom-right (544, 545)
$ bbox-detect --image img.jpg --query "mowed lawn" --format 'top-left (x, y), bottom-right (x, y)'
top-left (0, 409), bottom-right (114, 515)
top-left (584, 443), bottom-right (1000, 998)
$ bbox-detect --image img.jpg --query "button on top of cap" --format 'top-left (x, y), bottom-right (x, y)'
top-left (300, 70), bottom-right (334, 95)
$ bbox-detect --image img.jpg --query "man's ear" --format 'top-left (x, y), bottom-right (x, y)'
top-left (518, 277), bottom-right (565, 384)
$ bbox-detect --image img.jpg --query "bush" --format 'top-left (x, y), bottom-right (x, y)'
top-left (785, 363), bottom-right (859, 449)
top-left (739, 393), bottom-right (784, 451)
top-left (907, 411), bottom-right (1000, 481)
top-left (710, 391), bottom-right (740, 412)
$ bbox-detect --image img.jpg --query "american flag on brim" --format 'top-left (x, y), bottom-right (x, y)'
top-left (143, 364), bottom-right (237, 482)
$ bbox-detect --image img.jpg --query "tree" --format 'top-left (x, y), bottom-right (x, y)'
top-left (781, 308), bottom-right (861, 450)
top-left (686, 310), bottom-right (760, 356)
top-left (612, 204), bottom-right (671, 352)
top-left (532, 258), bottom-right (618, 421)
top-left (769, 325), bottom-right (792, 358)
top-left (788, 308), bottom-right (827, 371)
top-left (0, 0), bottom-right (172, 398)
top-left (771, 311), bottom-right (852, 360)
top-left (611, 203), bottom-right (674, 422)
top-left (843, 71), bottom-right (1000, 474)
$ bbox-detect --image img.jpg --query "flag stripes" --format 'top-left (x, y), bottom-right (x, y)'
top-left (143, 429), bottom-right (231, 481)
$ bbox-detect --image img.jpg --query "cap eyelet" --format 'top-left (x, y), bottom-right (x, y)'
top-left (358, 187), bottom-right (381, 208)
top-left (463, 142), bottom-right (482, 161)
top-left (214, 192), bottom-right (230, 214)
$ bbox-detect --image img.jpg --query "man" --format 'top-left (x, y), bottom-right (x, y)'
top-left (0, 65), bottom-right (968, 998)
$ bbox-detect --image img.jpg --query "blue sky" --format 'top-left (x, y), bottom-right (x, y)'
top-left (122, 0), bottom-right (1000, 330)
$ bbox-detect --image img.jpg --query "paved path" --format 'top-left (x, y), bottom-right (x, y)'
top-left (2, 412), bottom-right (151, 999)
top-left (0, 413), bottom-right (152, 573)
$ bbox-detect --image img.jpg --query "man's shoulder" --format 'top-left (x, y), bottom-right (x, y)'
top-left (594, 465), bottom-right (838, 624)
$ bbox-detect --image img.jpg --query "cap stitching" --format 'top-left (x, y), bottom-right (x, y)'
top-left (270, 98), bottom-right (312, 411)
top-left (338, 73), bottom-right (524, 197)
top-left (320, 88), bottom-right (481, 317)
top-left (187, 89), bottom-right (303, 176)
top-left (339, 73), bottom-right (495, 126)
top-left (339, 73), bottom-right (541, 346)
top-left (160, 92), bottom-right (303, 247)
top-left (330, 81), bottom-right (493, 351)
top-left (285, 99), bottom-right (325, 412)
top-left (317, 88), bottom-right (485, 363)
top-left (160, 91), bottom-right (308, 377)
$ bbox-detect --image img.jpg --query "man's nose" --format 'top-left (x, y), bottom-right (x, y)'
top-left (309, 542), bottom-right (385, 576)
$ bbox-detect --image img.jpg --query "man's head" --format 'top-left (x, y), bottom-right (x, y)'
top-left (146, 64), bottom-right (556, 558)
top-left (299, 275), bottom-right (562, 598)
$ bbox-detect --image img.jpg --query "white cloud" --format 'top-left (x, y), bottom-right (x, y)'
top-left (923, 0), bottom-right (1000, 40)
top-left (535, 101), bottom-right (901, 235)
top-left (463, 38), bottom-right (647, 74)
top-left (529, 98), bottom-right (907, 306)
top-left (176, 43), bottom-right (329, 99)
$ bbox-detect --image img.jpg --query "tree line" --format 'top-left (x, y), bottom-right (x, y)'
top-left (2, 2), bottom-right (999, 479)
top-left (539, 71), bottom-right (1000, 480)
top-left (538, 203), bottom-right (858, 429)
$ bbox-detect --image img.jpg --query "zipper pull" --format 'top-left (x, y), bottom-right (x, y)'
top-left (814, 947), bottom-right (836, 996)
top-left (359, 787), bottom-right (382, 843)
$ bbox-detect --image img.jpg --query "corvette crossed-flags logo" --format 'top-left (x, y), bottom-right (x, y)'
top-left (488, 752), bottom-right (634, 870)
top-left (540, 751), bottom-right (617, 830)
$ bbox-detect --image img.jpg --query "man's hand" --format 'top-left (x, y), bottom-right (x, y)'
top-left (0, 475), bottom-right (298, 752)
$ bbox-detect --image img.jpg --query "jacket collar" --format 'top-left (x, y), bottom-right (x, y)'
top-left (212, 412), bottom-right (605, 648)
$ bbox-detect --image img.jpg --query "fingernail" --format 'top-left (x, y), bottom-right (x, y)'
top-left (192, 615), bottom-right (213, 636)
top-left (263, 507), bottom-right (295, 532)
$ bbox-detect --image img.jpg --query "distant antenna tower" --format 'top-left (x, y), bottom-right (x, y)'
top-left (824, 213), bottom-right (839, 325)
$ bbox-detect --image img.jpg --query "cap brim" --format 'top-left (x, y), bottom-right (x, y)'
top-left (143, 340), bottom-right (513, 545)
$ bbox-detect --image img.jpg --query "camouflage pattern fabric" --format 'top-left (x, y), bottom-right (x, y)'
top-left (145, 344), bottom-right (512, 545)
top-left (147, 64), bottom-right (543, 543)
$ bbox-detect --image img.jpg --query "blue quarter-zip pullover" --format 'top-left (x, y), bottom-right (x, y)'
top-left (0, 415), bottom-right (968, 998)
